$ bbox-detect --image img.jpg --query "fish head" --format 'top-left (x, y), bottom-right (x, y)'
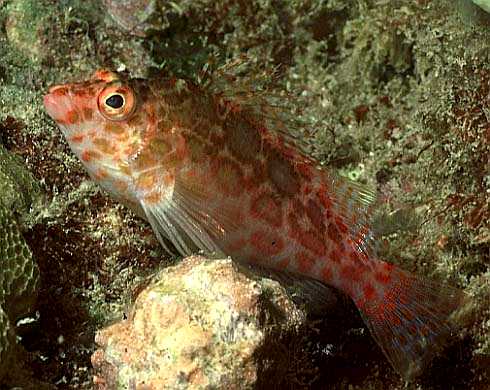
top-left (44, 68), bottom-right (138, 138)
top-left (44, 69), bottom-right (177, 206)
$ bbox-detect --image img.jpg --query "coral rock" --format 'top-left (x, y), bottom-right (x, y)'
top-left (92, 256), bottom-right (306, 389)
top-left (0, 145), bottom-right (41, 382)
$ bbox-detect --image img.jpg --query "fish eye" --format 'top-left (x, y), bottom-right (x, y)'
top-left (98, 84), bottom-right (136, 121)
top-left (105, 93), bottom-right (124, 109)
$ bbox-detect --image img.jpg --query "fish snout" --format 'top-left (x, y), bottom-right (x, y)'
top-left (44, 84), bottom-right (77, 126)
top-left (43, 91), bottom-right (66, 123)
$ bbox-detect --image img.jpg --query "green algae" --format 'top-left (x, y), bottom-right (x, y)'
top-left (0, 0), bottom-right (488, 388)
top-left (3, 0), bottom-right (51, 63)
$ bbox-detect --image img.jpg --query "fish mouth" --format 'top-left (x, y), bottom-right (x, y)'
top-left (43, 93), bottom-right (60, 119)
top-left (43, 87), bottom-right (72, 124)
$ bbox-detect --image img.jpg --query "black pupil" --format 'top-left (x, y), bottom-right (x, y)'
top-left (106, 94), bottom-right (124, 109)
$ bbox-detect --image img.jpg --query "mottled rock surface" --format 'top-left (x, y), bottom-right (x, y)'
top-left (103, 0), bottom-right (157, 37)
top-left (0, 0), bottom-right (489, 388)
top-left (0, 145), bottom-right (41, 382)
top-left (92, 256), bottom-right (305, 389)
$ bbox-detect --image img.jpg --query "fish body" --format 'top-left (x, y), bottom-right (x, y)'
top-left (44, 69), bottom-right (465, 380)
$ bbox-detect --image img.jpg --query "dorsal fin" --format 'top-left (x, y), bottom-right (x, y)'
top-left (199, 58), bottom-right (315, 157)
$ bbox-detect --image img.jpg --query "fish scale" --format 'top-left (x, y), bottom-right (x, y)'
top-left (43, 68), bottom-right (466, 381)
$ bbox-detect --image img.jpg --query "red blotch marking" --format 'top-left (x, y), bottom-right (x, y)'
top-left (397, 289), bottom-right (409, 305)
top-left (349, 251), bottom-right (359, 263)
top-left (399, 305), bottom-right (414, 322)
top-left (69, 134), bottom-right (85, 143)
top-left (383, 262), bottom-right (395, 272)
top-left (397, 333), bottom-right (408, 347)
top-left (288, 211), bottom-right (326, 257)
top-left (335, 217), bottom-right (348, 234)
top-left (420, 324), bottom-right (430, 337)
top-left (325, 208), bottom-right (332, 220)
top-left (363, 283), bottom-right (376, 301)
top-left (250, 231), bottom-right (284, 257)
top-left (51, 86), bottom-right (68, 96)
top-left (317, 186), bottom-right (332, 209)
top-left (408, 324), bottom-right (418, 336)
top-left (258, 124), bottom-right (271, 136)
top-left (348, 247), bottom-right (370, 266)
top-left (74, 88), bottom-right (91, 98)
top-left (184, 168), bottom-right (197, 180)
top-left (296, 252), bottom-right (316, 273)
top-left (297, 162), bottom-right (313, 179)
top-left (321, 266), bottom-right (333, 282)
top-left (250, 192), bottom-right (283, 228)
top-left (94, 69), bottom-right (117, 82)
top-left (375, 271), bottom-right (391, 285)
top-left (305, 198), bottom-right (325, 234)
top-left (330, 248), bottom-right (342, 263)
top-left (65, 110), bottom-right (80, 124)
top-left (81, 149), bottom-right (101, 163)
top-left (341, 264), bottom-right (362, 281)
top-left (298, 231), bottom-right (326, 257)
top-left (82, 107), bottom-right (93, 121)
top-left (390, 313), bottom-right (402, 326)
top-left (375, 302), bottom-right (401, 326)
top-left (327, 223), bottom-right (342, 245)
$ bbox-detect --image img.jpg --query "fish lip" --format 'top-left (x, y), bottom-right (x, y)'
top-left (43, 92), bottom-right (61, 120)
top-left (43, 85), bottom-right (74, 123)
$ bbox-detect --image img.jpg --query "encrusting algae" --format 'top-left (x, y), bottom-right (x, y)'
top-left (43, 65), bottom-right (467, 381)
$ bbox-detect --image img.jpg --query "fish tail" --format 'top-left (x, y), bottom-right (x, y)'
top-left (354, 262), bottom-right (466, 380)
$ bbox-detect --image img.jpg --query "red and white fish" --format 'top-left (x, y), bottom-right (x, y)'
top-left (44, 68), bottom-right (465, 380)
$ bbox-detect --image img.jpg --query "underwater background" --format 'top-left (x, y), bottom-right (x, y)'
top-left (0, 0), bottom-right (489, 388)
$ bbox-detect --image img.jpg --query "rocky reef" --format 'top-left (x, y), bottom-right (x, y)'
top-left (92, 256), bottom-right (306, 389)
top-left (0, 144), bottom-right (42, 385)
top-left (0, 0), bottom-right (489, 388)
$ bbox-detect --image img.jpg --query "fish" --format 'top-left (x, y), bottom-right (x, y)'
top-left (43, 67), bottom-right (466, 381)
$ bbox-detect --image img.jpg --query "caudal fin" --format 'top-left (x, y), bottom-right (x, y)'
top-left (356, 264), bottom-right (466, 380)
